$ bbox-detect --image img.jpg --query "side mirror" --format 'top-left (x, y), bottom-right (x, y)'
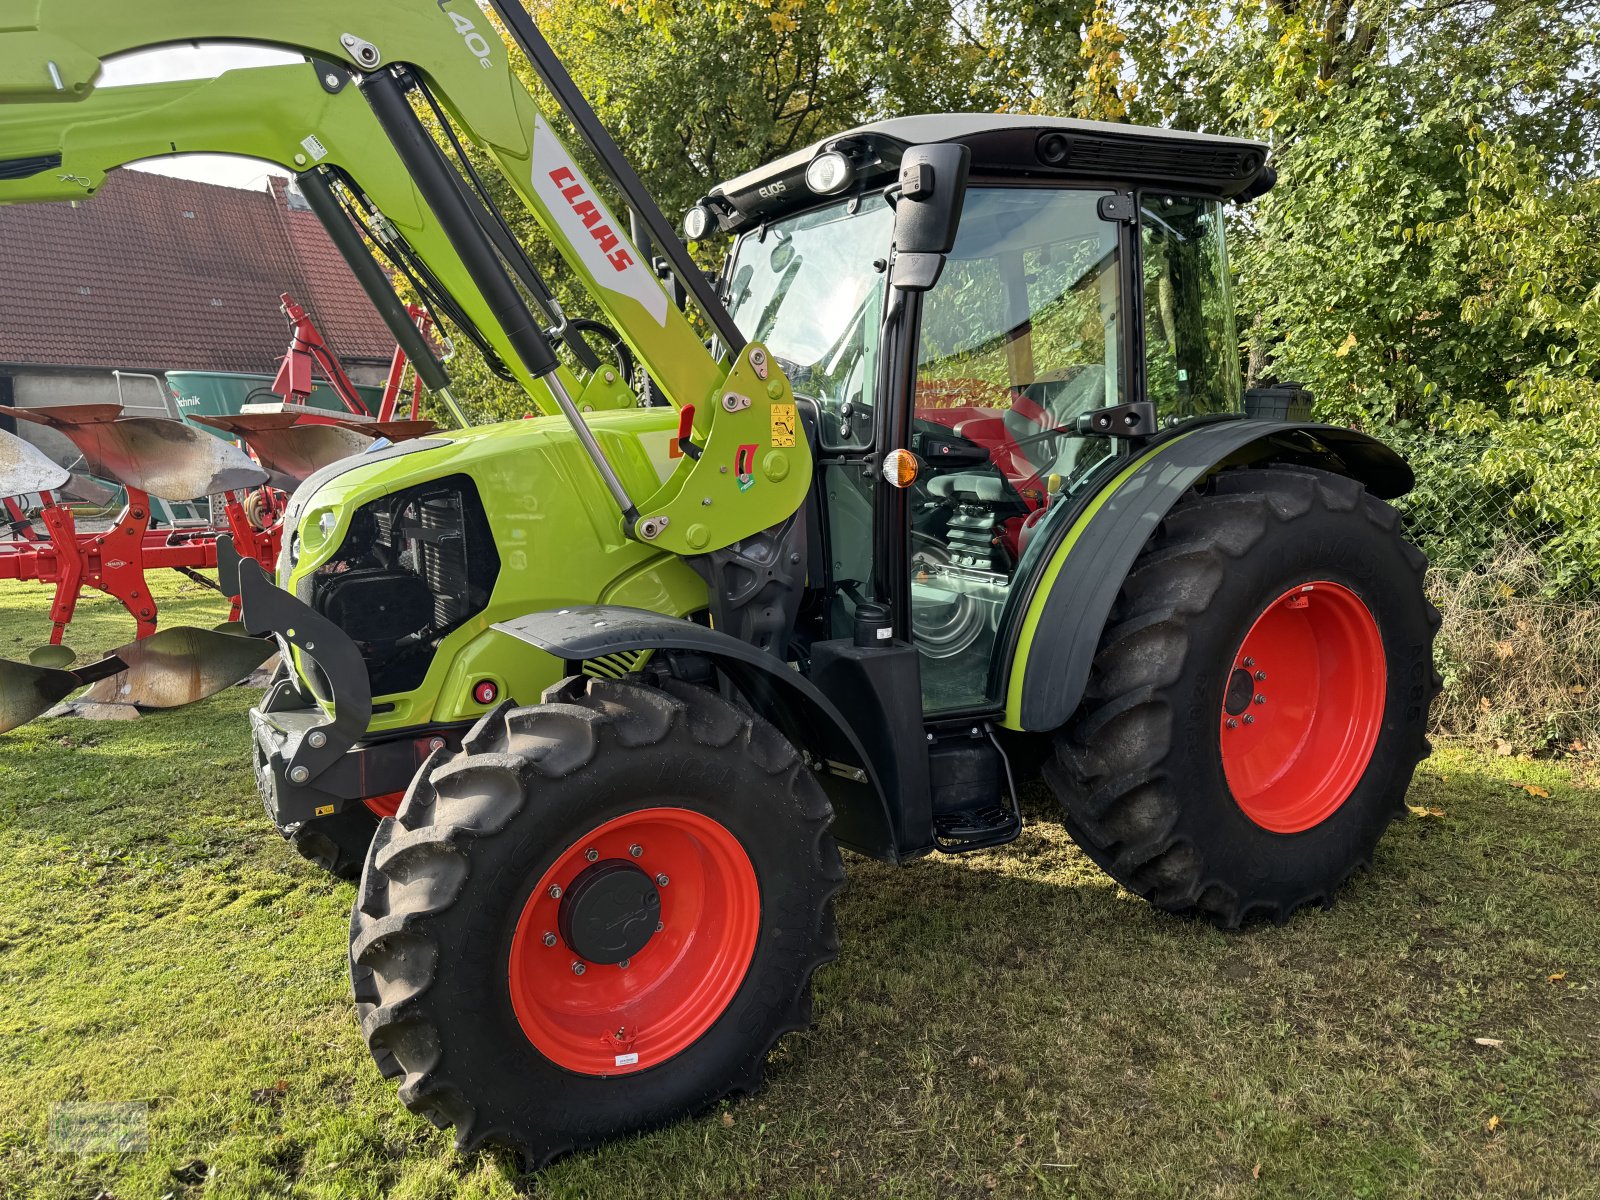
top-left (889, 143), bottom-right (971, 292)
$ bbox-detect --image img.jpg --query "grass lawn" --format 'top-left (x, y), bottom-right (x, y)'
top-left (1, 574), bottom-right (1598, 1198)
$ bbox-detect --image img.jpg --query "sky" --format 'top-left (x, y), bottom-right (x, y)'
top-left (101, 44), bottom-right (303, 191)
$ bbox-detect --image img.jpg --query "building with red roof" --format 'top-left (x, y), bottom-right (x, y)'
top-left (0, 168), bottom-right (394, 421)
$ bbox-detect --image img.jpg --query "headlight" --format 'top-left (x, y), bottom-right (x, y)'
top-left (805, 151), bottom-right (855, 195)
top-left (683, 204), bottom-right (713, 241)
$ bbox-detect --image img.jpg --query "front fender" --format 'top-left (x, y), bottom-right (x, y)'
top-left (493, 606), bottom-right (904, 863)
top-left (1002, 419), bottom-right (1412, 732)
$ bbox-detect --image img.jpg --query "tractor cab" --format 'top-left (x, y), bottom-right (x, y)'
top-left (700, 116), bottom-right (1271, 714)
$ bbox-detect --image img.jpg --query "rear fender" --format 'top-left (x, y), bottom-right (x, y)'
top-left (1002, 419), bottom-right (1412, 732)
top-left (493, 606), bottom-right (905, 863)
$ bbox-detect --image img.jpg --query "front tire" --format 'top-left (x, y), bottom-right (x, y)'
top-left (1047, 466), bottom-right (1440, 927)
top-left (350, 676), bottom-right (842, 1164)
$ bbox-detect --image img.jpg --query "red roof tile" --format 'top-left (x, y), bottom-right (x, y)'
top-left (0, 169), bottom-right (395, 374)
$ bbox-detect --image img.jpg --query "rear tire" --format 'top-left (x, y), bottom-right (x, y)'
top-left (350, 675), bottom-right (842, 1164)
top-left (1047, 466), bottom-right (1441, 927)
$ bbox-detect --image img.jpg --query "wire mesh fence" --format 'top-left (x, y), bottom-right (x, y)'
top-left (1396, 448), bottom-right (1599, 757)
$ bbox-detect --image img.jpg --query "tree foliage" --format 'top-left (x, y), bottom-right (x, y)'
top-left (1111, 0), bottom-right (1600, 584)
top-left (435, 0), bottom-right (1600, 587)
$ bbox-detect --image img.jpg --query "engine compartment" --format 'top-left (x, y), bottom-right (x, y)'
top-left (310, 474), bottom-right (500, 697)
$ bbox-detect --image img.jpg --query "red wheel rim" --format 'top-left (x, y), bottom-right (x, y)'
top-left (507, 807), bottom-right (760, 1076)
top-left (1219, 581), bottom-right (1386, 833)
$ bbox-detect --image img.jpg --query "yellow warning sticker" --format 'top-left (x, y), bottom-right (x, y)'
top-left (314, 804), bottom-right (335, 817)
top-left (770, 402), bottom-right (797, 448)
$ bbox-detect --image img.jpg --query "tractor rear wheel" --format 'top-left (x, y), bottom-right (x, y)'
top-left (1048, 466), bottom-right (1440, 927)
top-left (349, 676), bottom-right (842, 1165)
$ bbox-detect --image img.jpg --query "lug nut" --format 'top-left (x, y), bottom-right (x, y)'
top-left (542, 931), bottom-right (556, 947)
top-left (1254, 694), bottom-right (1267, 705)
top-left (1243, 657), bottom-right (1255, 667)
top-left (1244, 715), bottom-right (1255, 725)
top-left (585, 848), bottom-right (599, 862)
top-left (629, 844), bottom-right (643, 858)
top-left (548, 884), bottom-right (563, 899)
top-left (656, 873), bottom-right (669, 887)
top-left (1225, 718), bottom-right (1238, 729)
top-left (1255, 670), bottom-right (1267, 681)
top-left (571, 961), bottom-right (586, 976)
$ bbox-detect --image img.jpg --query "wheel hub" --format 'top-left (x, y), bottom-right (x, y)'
top-left (1223, 667), bottom-right (1256, 716)
top-left (557, 861), bottom-right (661, 965)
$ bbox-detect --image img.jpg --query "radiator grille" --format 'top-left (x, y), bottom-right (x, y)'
top-left (311, 474), bottom-right (499, 697)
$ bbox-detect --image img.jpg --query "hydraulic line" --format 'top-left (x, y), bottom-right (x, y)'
top-left (412, 76), bottom-right (601, 373)
top-left (332, 176), bottom-right (517, 383)
top-left (487, 0), bottom-right (746, 353)
top-left (362, 67), bottom-right (637, 520)
top-left (295, 166), bottom-right (469, 424)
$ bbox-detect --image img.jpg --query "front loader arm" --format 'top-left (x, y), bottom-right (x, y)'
top-left (0, 0), bottom-right (811, 560)
top-left (0, 63), bottom-right (636, 420)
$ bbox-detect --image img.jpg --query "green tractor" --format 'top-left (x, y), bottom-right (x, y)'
top-left (0, 0), bottom-right (1438, 1165)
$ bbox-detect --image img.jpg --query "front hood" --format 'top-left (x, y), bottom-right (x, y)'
top-left (280, 409), bottom-right (680, 585)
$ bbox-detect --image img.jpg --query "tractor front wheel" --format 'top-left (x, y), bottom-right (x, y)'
top-left (1048, 466), bottom-right (1440, 927)
top-left (350, 676), bottom-right (842, 1165)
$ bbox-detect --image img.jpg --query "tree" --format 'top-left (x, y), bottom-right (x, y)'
top-left (1113, 0), bottom-right (1600, 587)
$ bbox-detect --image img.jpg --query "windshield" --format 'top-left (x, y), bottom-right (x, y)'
top-left (725, 198), bottom-right (893, 446)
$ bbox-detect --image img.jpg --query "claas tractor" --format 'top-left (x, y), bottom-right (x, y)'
top-left (0, 0), bottom-right (1439, 1165)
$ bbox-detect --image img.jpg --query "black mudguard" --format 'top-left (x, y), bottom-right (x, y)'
top-left (494, 607), bottom-right (906, 863)
top-left (1008, 419), bottom-right (1413, 733)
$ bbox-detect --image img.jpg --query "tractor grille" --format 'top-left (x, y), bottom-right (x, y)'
top-left (310, 474), bottom-right (499, 697)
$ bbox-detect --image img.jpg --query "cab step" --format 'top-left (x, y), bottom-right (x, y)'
top-left (933, 803), bottom-right (1021, 851)
top-left (928, 725), bottom-right (1021, 854)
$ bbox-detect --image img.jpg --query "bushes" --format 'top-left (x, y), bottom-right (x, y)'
top-left (1427, 540), bottom-right (1600, 755)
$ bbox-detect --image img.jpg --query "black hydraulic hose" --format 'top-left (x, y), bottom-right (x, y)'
top-left (333, 178), bottom-right (516, 382)
top-left (328, 176), bottom-right (514, 381)
top-left (486, 0), bottom-right (746, 353)
top-left (360, 68), bottom-right (560, 382)
top-left (296, 167), bottom-right (452, 396)
top-left (411, 80), bottom-right (601, 373)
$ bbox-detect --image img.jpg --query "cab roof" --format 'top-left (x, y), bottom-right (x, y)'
top-left (708, 113), bottom-right (1271, 232)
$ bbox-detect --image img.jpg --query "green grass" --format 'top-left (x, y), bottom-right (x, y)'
top-left (2, 576), bottom-right (1598, 1198)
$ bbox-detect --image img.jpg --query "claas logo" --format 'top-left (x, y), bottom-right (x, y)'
top-left (548, 168), bottom-right (635, 273)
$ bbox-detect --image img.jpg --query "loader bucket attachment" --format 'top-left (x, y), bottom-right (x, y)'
top-left (0, 427), bottom-right (71, 498)
top-left (78, 625), bottom-right (275, 709)
top-left (4, 405), bottom-right (268, 500)
top-left (188, 412), bottom-right (370, 489)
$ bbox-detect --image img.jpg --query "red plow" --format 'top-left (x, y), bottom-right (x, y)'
top-left (0, 294), bottom-right (441, 732)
